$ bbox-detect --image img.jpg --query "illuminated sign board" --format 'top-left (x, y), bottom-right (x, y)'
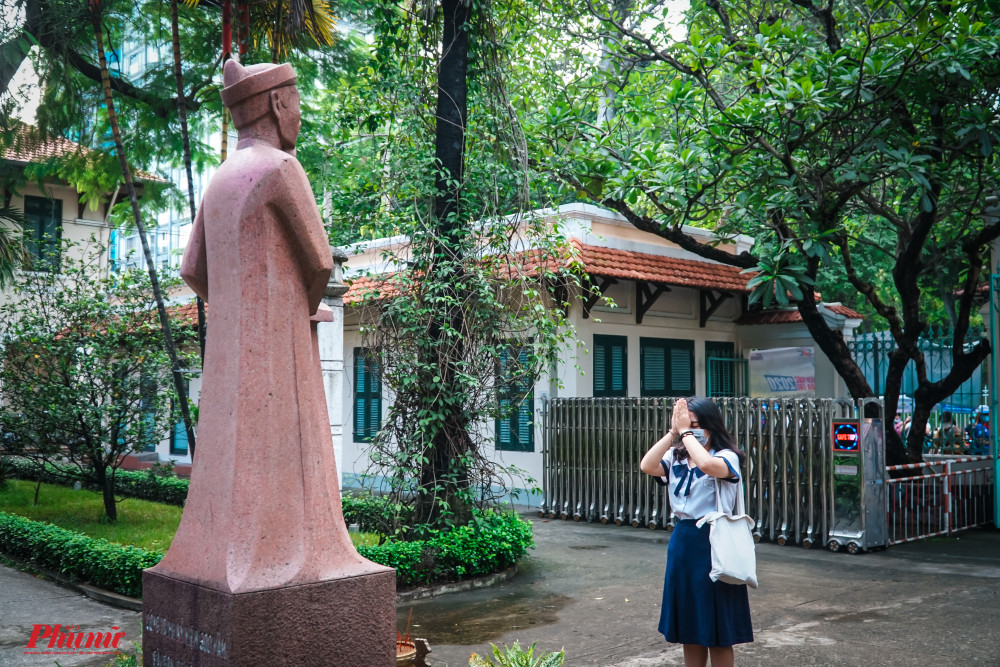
top-left (832, 420), bottom-right (860, 452)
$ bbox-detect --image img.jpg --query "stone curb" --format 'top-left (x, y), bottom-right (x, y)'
top-left (396, 565), bottom-right (519, 602)
top-left (1, 554), bottom-right (144, 611)
top-left (78, 583), bottom-right (143, 612)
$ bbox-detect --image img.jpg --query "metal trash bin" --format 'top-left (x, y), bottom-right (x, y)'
top-left (828, 418), bottom-right (888, 554)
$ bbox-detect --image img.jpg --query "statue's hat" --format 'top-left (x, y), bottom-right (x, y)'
top-left (221, 59), bottom-right (296, 108)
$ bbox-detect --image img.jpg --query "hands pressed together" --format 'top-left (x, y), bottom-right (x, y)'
top-left (670, 397), bottom-right (692, 440)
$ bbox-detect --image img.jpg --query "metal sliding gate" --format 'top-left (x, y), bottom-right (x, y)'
top-left (540, 397), bottom-right (871, 547)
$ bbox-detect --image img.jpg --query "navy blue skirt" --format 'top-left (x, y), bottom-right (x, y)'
top-left (659, 519), bottom-right (754, 647)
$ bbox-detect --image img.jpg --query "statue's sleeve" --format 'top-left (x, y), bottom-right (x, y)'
top-left (180, 202), bottom-right (209, 302)
top-left (271, 158), bottom-right (333, 315)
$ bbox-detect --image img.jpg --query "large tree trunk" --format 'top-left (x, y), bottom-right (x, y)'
top-left (415, 0), bottom-right (473, 528)
top-left (92, 3), bottom-right (196, 464)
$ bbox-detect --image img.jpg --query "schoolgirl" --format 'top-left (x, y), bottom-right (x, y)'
top-left (639, 396), bottom-right (754, 667)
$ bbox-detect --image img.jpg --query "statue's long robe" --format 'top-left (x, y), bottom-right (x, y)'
top-left (153, 139), bottom-right (380, 593)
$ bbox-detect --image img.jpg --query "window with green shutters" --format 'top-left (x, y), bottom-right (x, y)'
top-left (496, 344), bottom-right (534, 452)
top-left (23, 195), bottom-right (62, 271)
top-left (640, 337), bottom-right (694, 397)
top-left (353, 348), bottom-right (381, 442)
top-left (170, 380), bottom-right (190, 456)
top-left (170, 422), bottom-right (189, 455)
top-left (593, 334), bottom-right (628, 397)
top-left (706, 341), bottom-right (737, 397)
top-left (139, 373), bottom-right (158, 452)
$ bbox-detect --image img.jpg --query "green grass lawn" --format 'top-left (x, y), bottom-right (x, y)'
top-left (0, 480), bottom-right (182, 551)
top-left (0, 479), bottom-right (382, 551)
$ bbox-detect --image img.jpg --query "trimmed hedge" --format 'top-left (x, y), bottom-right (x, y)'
top-left (4, 458), bottom-right (189, 506)
top-left (0, 512), bottom-right (161, 598)
top-left (358, 509), bottom-right (534, 587)
top-left (0, 508), bottom-right (533, 596)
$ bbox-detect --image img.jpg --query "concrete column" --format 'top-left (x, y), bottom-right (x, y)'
top-left (320, 248), bottom-right (349, 491)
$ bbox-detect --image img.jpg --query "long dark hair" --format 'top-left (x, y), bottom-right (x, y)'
top-left (676, 396), bottom-right (746, 467)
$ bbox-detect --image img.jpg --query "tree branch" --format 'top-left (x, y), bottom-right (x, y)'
top-left (63, 48), bottom-right (200, 118)
top-left (785, 0), bottom-right (842, 52)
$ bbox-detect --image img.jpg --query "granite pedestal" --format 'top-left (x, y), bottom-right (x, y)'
top-left (143, 568), bottom-right (395, 667)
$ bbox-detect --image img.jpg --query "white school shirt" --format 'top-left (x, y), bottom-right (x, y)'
top-left (658, 448), bottom-right (741, 520)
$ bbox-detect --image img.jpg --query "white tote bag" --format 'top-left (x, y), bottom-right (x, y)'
top-left (695, 478), bottom-right (758, 589)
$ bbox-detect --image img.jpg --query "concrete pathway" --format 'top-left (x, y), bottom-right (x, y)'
top-left (400, 515), bottom-right (1000, 667)
top-left (3, 514), bottom-right (1000, 666)
top-left (0, 565), bottom-right (142, 667)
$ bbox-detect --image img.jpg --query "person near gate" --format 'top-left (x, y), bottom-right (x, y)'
top-left (933, 411), bottom-right (963, 455)
top-left (971, 407), bottom-right (990, 456)
top-left (639, 397), bottom-right (754, 667)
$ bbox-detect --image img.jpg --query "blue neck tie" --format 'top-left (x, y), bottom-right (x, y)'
top-left (672, 463), bottom-right (705, 497)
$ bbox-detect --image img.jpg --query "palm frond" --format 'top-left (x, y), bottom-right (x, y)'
top-left (255, 0), bottom-right (337, 61)
top-left (0, 207), bottom-right (31, 287)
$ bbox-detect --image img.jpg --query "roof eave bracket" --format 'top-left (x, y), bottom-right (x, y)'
top-left (636, 281), bottom-right (671, 324)
top-left (700, 290), bottom-right (731, 328)
top-left (582, 276), bottom-right (618, 319)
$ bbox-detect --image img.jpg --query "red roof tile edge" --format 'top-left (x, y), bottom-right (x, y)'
top-left (343, 241), bottom-right (755, 304)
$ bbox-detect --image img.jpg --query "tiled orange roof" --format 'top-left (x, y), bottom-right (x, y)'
top-left (166, 301), bottom-right (205, 327)
top-left (826, 304), bottom-right (864, 319)
top-left (2, 122), bottom-right (164, 182)
top-left (736, 309), bottom-right (802, 325)
top-left (344, 241), bottom-right (754, 305)
top-left (54, 300), bottom-right (204, 339)
top-left (343, 273), bottom-right (407, 306)
top-left (125, 301), bottom-right (206, 332)
top-left (737, 303), bottom-right (863, 325)
top-left (3, 124), bottom-right (84, 163)
top-left (570, 242), bottom-right (751, 293)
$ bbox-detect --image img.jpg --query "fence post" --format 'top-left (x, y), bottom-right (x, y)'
top-left (991, 274), bottom-right (1000, 529)
top-left (539, 396), bottom-right (549, 517)
top-left (944, 459), bottom-right (952, 536)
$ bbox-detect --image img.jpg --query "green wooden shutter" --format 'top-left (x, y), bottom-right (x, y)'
top-left (594, 335), bottom-right (628, 397)
top-left (610, 344), bottom-right (625, 392)
top-left (170, 379), bottom-right (190, 455)
top-left (23, 195), bottom-right (62, 271)
top-left (354, 348), bottom-right (381, 441)
top-left (354, 349), bottom-right (366, 439)
top-left (515, 397), bottom-right (533, 450)
top-left (668, 340), bottom-right (695, 395)
top-left (641, 341), bottom-right (666, 395)
top-left (171, 422), bottom-right (189, 455)
top-left (641, 338), bottom-right (694, 396)
top-left (496, 344), bottom-right (534, 452)
top-left (497, 398), bottom-right (512, 448)
top-left (594, 344), bottom-right (606, 393)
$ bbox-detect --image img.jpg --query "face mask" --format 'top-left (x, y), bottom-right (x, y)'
top-left (688, 428), bottom-right (709, 447)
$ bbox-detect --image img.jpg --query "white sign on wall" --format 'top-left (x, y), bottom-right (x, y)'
top-left (749, 347), bottom-right (816, 397)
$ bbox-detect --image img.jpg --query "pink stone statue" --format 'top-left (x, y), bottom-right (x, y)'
top-left (153, 60), bottom-right (385, 594)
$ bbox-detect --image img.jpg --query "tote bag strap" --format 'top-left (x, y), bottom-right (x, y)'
top-left (714, 473), bottom-right (746, 517)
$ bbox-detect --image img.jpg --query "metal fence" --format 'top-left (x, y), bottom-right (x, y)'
top-left (885, 456), bottom-right (994, 544)
top-left (540, 396), bottom-right (865, 547)
top-left (847, 328), bottom-right (988, 429)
